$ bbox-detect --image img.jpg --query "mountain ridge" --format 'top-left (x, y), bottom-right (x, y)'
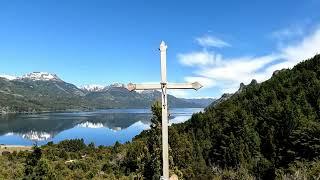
top-left (0, 73), bottom-right (213, 114)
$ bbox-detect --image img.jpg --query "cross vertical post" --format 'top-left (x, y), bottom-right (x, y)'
top-left (126, 41), bottom-right (203, 180)
top-left (160, 41), bottom-right (169, 179)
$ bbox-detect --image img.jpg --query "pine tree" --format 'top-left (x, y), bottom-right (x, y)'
top-left (144, 101), bottom-right (162, 179)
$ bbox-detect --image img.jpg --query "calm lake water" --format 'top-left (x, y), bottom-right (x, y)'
top-left (0, 108), bottom-right (202, 146)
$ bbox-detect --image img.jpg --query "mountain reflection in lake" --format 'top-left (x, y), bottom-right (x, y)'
top-left (0, 108), bottom-right (202, 146)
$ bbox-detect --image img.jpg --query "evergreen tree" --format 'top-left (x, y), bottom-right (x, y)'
top-left (144, 101), bottom-right (162, 179)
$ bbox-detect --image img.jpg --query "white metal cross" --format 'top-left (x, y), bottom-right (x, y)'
top-left (127, 41), bottom-right (202, 180)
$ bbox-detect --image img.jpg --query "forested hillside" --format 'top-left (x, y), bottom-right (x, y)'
top-left (1, 55), bottom-right (320, 179)
top-left (168, 54), bottom-right (320, 178)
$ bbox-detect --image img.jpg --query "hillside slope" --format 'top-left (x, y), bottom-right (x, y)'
top-left (0, 78), bottom-right (88, 113)
top-left (168, 54), bottom-right (320, 178)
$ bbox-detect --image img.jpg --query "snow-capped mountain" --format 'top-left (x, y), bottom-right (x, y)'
top-left (138, 90), bottom-right (159, 94)
top-left (21, 72), bottom-right (62, 81)
top-left (0, 74), bottom-right (17, 80)
top-left (0, 72), bottom-right (62, 81)
top-left (81, 83), bottom-right (126, 92)
top-left (106, 83), bottom-right (126, 88)
top-left (81, 84), bottom-right (105, 92)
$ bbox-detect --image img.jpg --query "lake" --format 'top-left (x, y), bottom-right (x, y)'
top-left (0, 108), bottom-right (202, 146)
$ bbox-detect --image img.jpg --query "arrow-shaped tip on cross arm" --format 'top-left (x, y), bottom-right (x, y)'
top-left (192, 82), bottom-right (203, 90)
top-left (127, 83), bottom-right (136, 91)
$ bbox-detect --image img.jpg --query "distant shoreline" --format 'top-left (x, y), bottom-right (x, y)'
top-left (0, 144), bottom-right (32, 148)
top-left (0, 108), bottom-right (98, 115)
top-left (0, 107), bottom-right (202, 116)
top-left (0, 144), bottom-right (33, 155)
top-left (0, 108), bottom-right (136, 115)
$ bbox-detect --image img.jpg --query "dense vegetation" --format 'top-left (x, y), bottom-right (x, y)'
top-left (1, 55), bottom-right (320, 179)
top-left (173, 54), bottom-right (320, 178)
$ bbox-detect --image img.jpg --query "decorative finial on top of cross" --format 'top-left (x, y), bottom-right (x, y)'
top-left (160, 41), bottom-right (167, 51)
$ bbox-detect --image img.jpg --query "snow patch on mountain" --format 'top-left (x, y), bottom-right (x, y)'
top-left (108, 83), bottom-right (126, 88)
top-left (103, 83), bottom-right (126, 91)
top-left (0, 74), bottom-right (17, 80)
top-left (81, 83), bottom-right (127, 92)
top-left (137, 90), bottom-right (160, 94)
top-left (21, 72), bottom-right (62, 81)
top-left (81, 84), bottom-right (105, 92)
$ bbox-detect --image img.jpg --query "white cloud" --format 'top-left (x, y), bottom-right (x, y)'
top-left (178, 27), bottom-right (320, 94)
top-left (196, 35), bottom-right (230, 48)
top-left (265, 28), bottom-right (320, 74)
top-left (199, 55), bottom-right (278, 82)
top-left (178, 50), bottom-right (222, 66)
top-left (197, 54), bottom-right (279, 93)
top-left (271, 27), bottom-right (304, 40)
top-left (281, 29), bottom-right (320, 62)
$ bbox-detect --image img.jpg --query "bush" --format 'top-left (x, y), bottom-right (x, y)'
top-left (1, 151), bottom-right (10, 156)
top-left (58, 139), bottom-right (86, 152)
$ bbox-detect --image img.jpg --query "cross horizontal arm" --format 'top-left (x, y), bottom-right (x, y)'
top-left (168, 82), bottom-right (203, 90)
top-left (127, 82), bottom-right (202, 91)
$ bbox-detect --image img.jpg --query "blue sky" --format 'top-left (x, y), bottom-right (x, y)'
top-left (0, 0), bottom-right (320, 98)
